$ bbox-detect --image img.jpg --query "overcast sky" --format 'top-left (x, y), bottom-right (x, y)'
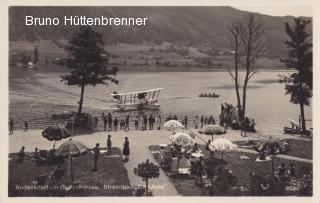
top-left (233, 6), bottom-right (312, 17)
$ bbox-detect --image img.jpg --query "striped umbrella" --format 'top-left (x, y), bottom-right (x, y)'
top-left (55, 138), bottom-right (87, 157)
top-left (42, 124), bottom-right (70, 149)
top-left (55, 138), bottom-right (88, 184)
top-left (200, 124), bottom-right (226, 140)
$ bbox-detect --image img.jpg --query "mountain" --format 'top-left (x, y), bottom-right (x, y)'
top-left (9, 6), bottom-right (312, 58)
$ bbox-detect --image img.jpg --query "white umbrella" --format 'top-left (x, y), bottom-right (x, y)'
top-left (169, 132), bottom-right (194, 170)
top-left (208, 137), bottom-right (237, 159)
top-left (164, 120), bottom-right (184, 134)
top-left (169, 132), bottom-right (195, 147)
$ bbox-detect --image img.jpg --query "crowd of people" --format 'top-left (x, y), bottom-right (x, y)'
top-left (219, 103), bottom-right (256, 135)
top-left (10, 103), bottom-right (255, 139)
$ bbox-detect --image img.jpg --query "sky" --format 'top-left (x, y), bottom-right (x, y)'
top-left (233, 6), bottom-right (312, 17)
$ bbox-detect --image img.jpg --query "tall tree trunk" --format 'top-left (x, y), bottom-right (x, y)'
top-left (78, 83), bottom-right (85, 117)
top-left (145, 178), bottom-right (149, 196)
top-left (299, 102), bottom-right (306, 133)
top-left (234, 39), bottom-right (242, 118)
top-left (242, 30), bottom-right (252, 120)
top-left (242, 78), bottom-right (249, 120)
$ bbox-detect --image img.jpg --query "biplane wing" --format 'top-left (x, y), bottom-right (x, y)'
top-left (110, 88), bottom-right (163, 105)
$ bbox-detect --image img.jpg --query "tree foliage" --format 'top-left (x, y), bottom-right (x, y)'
top-left (134, 159), bottom-right (160, 196)
top-left (279, 18), bottom-right (312, 133)
top-left (61, 26), bottom-right (119, 116)
top-left (280, 18), bottom-right (312, 104)
top-left (61, 26), bottom-right (118, 87)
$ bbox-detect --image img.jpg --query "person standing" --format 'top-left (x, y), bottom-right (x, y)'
top-left (184, 116), bottom-right (188, 129)
top-left (114, 117), bottom-right (118, 131)
top-left (134, 116), bottom-right (139, 130)
top-left (9, 118), bottom-right (14, 135)
top-left (125, 114), bottom-right (130, 131)
top-left (194, 116), bottom-right (199, 129)
top-left (204, 116), bottom-right (208, 125)
top-left (158, 115), bottom-right (162, 128)
top-left (103, 116), bottom-right (107, 131)
top-left (122, 137), bottom-right (130, 161)
top-left (143, 115), bottom-right (147, 130)
top-left (92, 143), bottom-right (100, 171)
top-left (107, 135), bottom-right (112, 155)
top-left (148, 115), bottom-right (153, 130)
top-left (200, 115), bottom-right (204, 128)
top-left (108, 113), bottom-right (112, 131)
top-left (24, 121), bottom-right (28, 131)
top-left (94, 116), bottom-right (99, 129)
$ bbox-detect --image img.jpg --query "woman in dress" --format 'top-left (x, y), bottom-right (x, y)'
top-left (123, 137), bottom-right (130, 161)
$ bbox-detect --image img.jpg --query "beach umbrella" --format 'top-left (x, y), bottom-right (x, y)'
top-left (55, 138), bottom-right (88, 184)
top-left (255, 136), bottom-right (285, 183)
top-left (255, 136), bottom-right (282, 155)
top-left (169, 132), bottom-right (195, 147)
top-left (42, 124), bottom-right (70, 149)
top-left (164, 120), bottom-right (184, 134)
top-left (208, 137), bottom-right (237, 159)
top-left (169, 132), bottom-right (194, 170)
top-left (55, 138), bottom-right (87, 157)
top-left (200, 124), bottom-right (226, 140)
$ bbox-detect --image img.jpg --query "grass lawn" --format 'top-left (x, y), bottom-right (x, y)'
top-left (149, 145), bottom-right (312, 196)
top-left (283, 139), bottom-right (312, 159)
top-left (234, 139), bottom-right (312, 160)
top-left (9, 147), bottom-right (132, 197)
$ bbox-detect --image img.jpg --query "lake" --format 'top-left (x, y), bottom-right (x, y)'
top-left (9, 66), bottom-right (312, 135)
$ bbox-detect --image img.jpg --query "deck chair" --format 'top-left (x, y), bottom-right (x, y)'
top-left (50, 168), bottom-right (66, 184)
top-left (33, 174), bottom-right (49, 186)
top-left (39, 150), bottom-right (48, 159)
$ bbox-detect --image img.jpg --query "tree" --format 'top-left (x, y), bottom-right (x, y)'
top-left (227, 13), bottom-right (269, 120)
top-left (134, 159), bottom-right (160, 196)
top-left (280, 18), bottom-right (312, 134)
top-left (227, 21), bottom-right (242, 117)
top-left (61, 26), bottom-right (118, 117)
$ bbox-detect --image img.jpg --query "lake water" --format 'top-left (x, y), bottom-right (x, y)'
top-left (9, 66), bottom-right (312, 135)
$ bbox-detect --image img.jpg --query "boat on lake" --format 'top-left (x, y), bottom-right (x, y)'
top-left (199, 92), bottom-right (219, 98)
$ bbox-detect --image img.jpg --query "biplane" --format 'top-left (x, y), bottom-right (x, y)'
top-left (110, 88), bottom-right (163, 111)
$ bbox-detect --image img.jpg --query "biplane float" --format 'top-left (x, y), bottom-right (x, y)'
top-left (111, 88), bottom-right (163, 111)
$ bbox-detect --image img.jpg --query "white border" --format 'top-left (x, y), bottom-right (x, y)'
top-left (0, 1), bottom-right (319, 203)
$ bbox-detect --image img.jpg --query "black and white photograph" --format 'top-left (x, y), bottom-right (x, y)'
top-left (4, 2), bottom-right (316, 199)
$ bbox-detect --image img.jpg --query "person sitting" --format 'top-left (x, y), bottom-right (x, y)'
top-left (189, 143), bottom-right (200, 154)
top-left (250, 119), bottom-right (256, 132)
top-left (289, 163), bottom-right (295, 177)
top-left (33, 147), bottom-right (40, 160)
top-left (258, 151), bottom-right (266, 160)
top-left (195, 156), bottom-right (205, 186)
top-left (205, 140), bottom-right (211, 151)
top-left (278, 163), bottom-right (286, 177)
top-left (17, 146), bottom-right (26, 162)
top-left (170, 146), bottom-right (176, 158)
